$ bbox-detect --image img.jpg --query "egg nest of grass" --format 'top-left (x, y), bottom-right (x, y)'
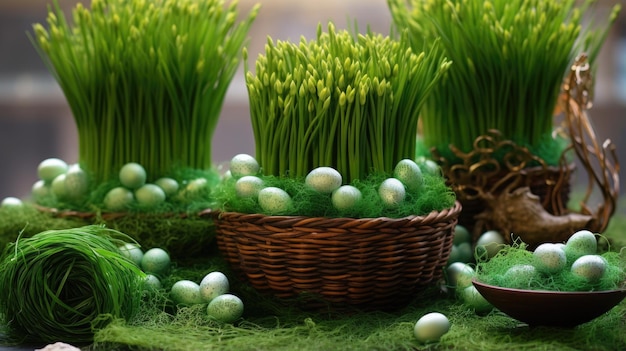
top-left (214, 171), bottom-right (456, 219)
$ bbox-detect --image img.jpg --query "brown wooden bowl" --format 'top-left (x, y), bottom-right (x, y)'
top-left (472, 280), bottom-right (626, 327)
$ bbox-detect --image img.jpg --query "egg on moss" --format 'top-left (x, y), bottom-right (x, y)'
top-left (37, 158), bottom-right (68, 183)
top-left (118, 243), bottom-right (144, 266)
top-left (393, 159), bottom-right (423, 193)
top-left (141, 248), bottom-right (171, 276)
top-left (229, 154), bottom-right (260, 178)
top-left (104, 187), bottom-right (135, 211)
top-left (445, 262), bottom-right (475, 290)
top-left (144, 274), bottom-right (162, 291)
top-left (378, 178), bottom-right (405, 207)
top-left (258, 187), bottom-right (293, 215)
top-left (64, 164), bottom-right (89, 200)
top-left (564, 230), bottom-right (597, 261)
top-left (155, 177), bottom-right (179, 197)
top-left (135, 184), bottom-right (166, 208)
top-left (533, 243), bottom-right (567, 274)
top-left (460, 285), bottom-right (493, 314)
top-left (305, 167), bottom-right (342, 194)
top-left (207, 294), bottom-right (244, 323)
top-left (31, 180), bottom-right (51, 202)
top-left (51, 174), bottom-right (68, 199)
top-left (119, 162), bottom-right (147, 189)
top-left (331, 185), bottom-right (362, 211)
top-left (200, 271), bottom-right (230, 302)
top-left (170, 280), bottom-right (204, 305)
top-left (571, 255), bottom-right (607, 283)
top-left (418, 158), bottom-right (441, 176)
top-left (235, 176), bottom-right (264, 198)
top-left (413, 312), bottom-right (450, 343)
top-left (1, 197), bottom-right (23, 209)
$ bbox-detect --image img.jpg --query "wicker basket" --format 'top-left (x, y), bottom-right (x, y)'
top-left (212, 201), bottom-right (461, 311)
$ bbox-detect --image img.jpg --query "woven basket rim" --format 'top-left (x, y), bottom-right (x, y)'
top-left (206, 200), bottom-right (462, 226)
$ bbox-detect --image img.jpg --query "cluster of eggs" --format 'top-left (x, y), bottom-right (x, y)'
top-left (29, 157), bottom-right (210, 211)
top-left (119, 243), bottom-right (243, 324)
top-left (227, 153), bottom-right (441, 215)
top-left (530, 230), bottom-right (608, 284)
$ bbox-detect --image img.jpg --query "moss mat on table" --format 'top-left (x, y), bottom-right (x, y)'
top-left (0, 203), bottom-right (625, 351)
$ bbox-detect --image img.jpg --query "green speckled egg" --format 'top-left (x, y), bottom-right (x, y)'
top-left (118, 243), bottom-right (144, 266)
top-left (170, 280), bottom-right (204, 305)
top-left (565, 230), bottom-right (597, 262)
top-left (229, 154), bottom-right (260, 178)
top-left (235, 176), bottom-right (264, 198)
top-left (104, 187), bottom-right (135, 211)
top-left (331, 185), bottom-right (362, 211)
top-left (200, 271), bottom-right (230, 302)
top-left (207, 294), bottom-right (244, 323)
top-left (393, 159), bottom-right (423, 193)
top-left (305, 167), bottom-right (342, 194)
top-left (258, 187), bottom-right (293, 215)
top-left (378, 178), bottom-right (405, 207)
top-left (533, 243), bottom-right (567, 274)
top-left (140, 248), bottom-right (170, 276)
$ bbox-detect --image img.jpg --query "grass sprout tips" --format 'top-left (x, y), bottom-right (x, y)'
top-left (31, 0), bottom-right (260, 183)
top-left (245, 22), bottom-right (451, 182)
top-left (388, 0), bottom-right (621, 163)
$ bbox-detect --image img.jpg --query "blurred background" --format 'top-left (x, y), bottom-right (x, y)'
top-left (0, 0), bottom-right (624, 203)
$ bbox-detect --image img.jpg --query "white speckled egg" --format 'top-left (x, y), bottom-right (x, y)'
top-left (565, 230), bottom-right (597, 261)
top-left (135, 184), bottom-right (166, 207)
top-left (235, 176), bottom-right (264, 198)
top-left (207, 294), bottom-right (244, 323)
top-left (305, 167), bottom-right (342, 193)
top-left (104, 187), bottom-right (134, 211)
top-left (475, 230), bottom-right (505, 259)
top-left (155, 177), bottom-right (179, 197)
top-left (445, 262), bottom-right (475, 290)
top-left (378, 178), bottom-right (406, 207)
top-left (258, 187), bottom-right (293, 215)
top-left (140, 248), bottom-right (171, 276)
top-left (118, 243), bottom-right (144, 266)
top-left (460, 285), bottom-right (493, 314)
top-left (571, 255), bottom-right (607, 283)
top-left (119, 162), bottom-right (147, 189)
top-left (229, 154), bottom-right (260, 178)
top-left (413, 312), bottom-right (450, 343)
top-left (200, 271), bottom-right (230, 302)
top-left (170, 280), bottom-right (204, 305)
top-left (393, 159), bottom-right (423, 193)
top-left (533, 243), bottom-right (567, 274)
top-left (38, 158), bottom-right (68, 183)
top-left (503, 264), bottom-right (538, 289)
top-left (331, 185), bottom-right (362, 211)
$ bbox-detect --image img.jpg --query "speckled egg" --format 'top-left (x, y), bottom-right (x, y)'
top-left (64, 164), bottom-right (89, 200)
top-left (235, 176), bottom-right (264, 198)
top-left (413, 312), bottom-right (450, 343)
top-left (331, 185), bottom-right (362, 211)
top-left (229, 154), bottom-right (260, 178)
top-left (140, 248), bottom-right (171, 276)
top-left (571, 255), bottom-right (607, 283)
top-left (258, 187), bottom-right (293, 215)
top-left (144, 274), bottom-right (162, 291)
top-left (503, 264), bottom-right (538, 289)
top-left (207, 294), bottom-right (244, 323)
top-left (378, 178), bottom-right (406, 207)
top-left (200, 271), bottom-right (230, 302)
top-left (170, 280), bottom-right (204, 305)
top-left (305, 167), bottom-right (342, 194)
top-left (393, 159), bottom-right (423, 193)
top-left (533, 243), bottom-right (567, 274)
top-left (565, 230), bottom-right (597, 261)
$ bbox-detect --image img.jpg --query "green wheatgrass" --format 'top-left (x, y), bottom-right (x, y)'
top-left (245, 22), bottom-right (451, 183)
top-left (30, 0), bottom-right (259, 183)
top-left (389, 0), bottom-right (621, 164)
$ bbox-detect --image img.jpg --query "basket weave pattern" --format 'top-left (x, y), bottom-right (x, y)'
top-left (213, 201), bottom-right (461, 310)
